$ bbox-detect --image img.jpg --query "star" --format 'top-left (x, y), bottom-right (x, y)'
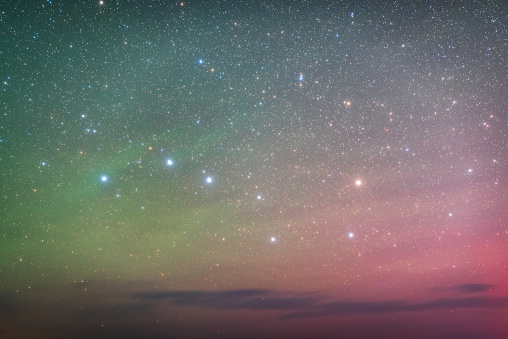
top-left (206, 176), bottom-right (213, 184)
top-left (348, 232), bottom-right (354, 238)
top-left (355, 179), bottom-right (362, 186)
top-left (166, 159), bottom-right (173, 166)
top-left (270, 237), bottom-right (276, 242)
top-left (101, 176), bottom-right (108, 182)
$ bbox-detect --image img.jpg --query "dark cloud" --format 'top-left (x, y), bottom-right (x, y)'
top-left (453, 284), bottom-right (496, 293)
top-left (133, 289), bottom-right (508, 319)
top-left (132, 289), bottom-right (320, 310)
top-left (133, 288), bottom-right (268, 301)
top-left (285, 296), bottom-right (508, 319)
top-left (407, 296), bottom-right (508, 311)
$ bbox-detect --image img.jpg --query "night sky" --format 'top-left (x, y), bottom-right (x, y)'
top-left (1, 1), bottom-right (508, 338)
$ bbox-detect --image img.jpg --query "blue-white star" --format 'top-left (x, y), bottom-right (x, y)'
top-left (166, 159), bottom-right (173, 166)
top-left (101, 176), bottom-right (108, 182)
top-left (206, 176), bottom-right (213, 184)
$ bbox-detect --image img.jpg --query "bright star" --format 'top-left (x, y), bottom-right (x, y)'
top-left (206, 176), bottom-right (213, 184)
top-left (348, 232), bottom-right (354, 238)
top-left (198, 59), bottom-right (204, 64)
top-left (257, 195), bottom-right (262, 200)
top-left (167, 159), bottom-right (173, 166)
top-left (355, 179), bottom-right (362, 186)
top-left (270, 237), bottom-right (276, 242)
top-left (101, 176), bottom-right (108, 182)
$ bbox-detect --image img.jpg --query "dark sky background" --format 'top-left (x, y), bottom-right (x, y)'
top-left (1, 0), bottom-right (507, 338)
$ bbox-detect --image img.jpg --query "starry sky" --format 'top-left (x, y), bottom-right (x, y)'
top-left (1, 1), bottom-right (507, 338)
